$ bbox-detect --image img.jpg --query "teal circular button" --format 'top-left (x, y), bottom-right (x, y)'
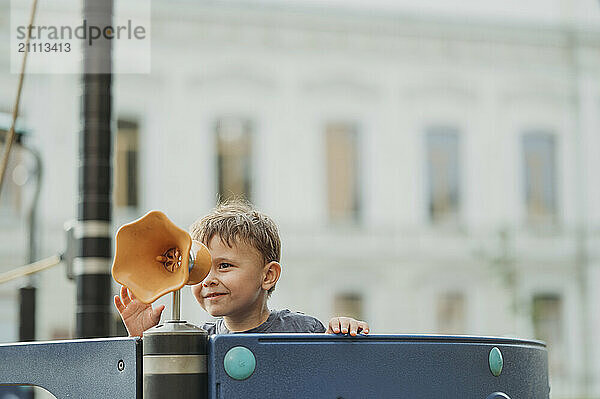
top-left (489, 347), bottom-right (503, 377)
top-left (224, 346), bottom-right (256, 380)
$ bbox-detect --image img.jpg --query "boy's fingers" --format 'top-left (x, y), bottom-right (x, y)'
top-left (340, 317), bottom-right (350, 334)
top-left (349, 319), bottom-right (359, 336)
top-left (120, 286), bottom-right (130, 306)
top-left (327, 318), bottom-right (370, 335)
top-left (151, 304), bottom-right (165, 323)
top-left (114, 295), bottom-right (125, 313)
top-left (358, 321), bottom-right (370, 334)
top-left (330, 317), bottom-right (340, 334)
top-left (328, 318), bottom-right (341, 334)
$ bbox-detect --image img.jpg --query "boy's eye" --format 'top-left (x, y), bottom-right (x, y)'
top-left (218, 263), bottom-right (233, 270)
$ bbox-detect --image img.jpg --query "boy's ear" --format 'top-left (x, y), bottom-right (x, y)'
top-left (262, 261), bottom-right (281, 291)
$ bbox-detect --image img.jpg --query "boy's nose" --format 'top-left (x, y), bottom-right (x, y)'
top-left (201, 270), bottom-right (219, 287)
top-left (202, 278), bottom-right (217, 287)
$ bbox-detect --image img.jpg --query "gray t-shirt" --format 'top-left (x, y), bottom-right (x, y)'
top-left (202, 309), bottom-right (326, 334)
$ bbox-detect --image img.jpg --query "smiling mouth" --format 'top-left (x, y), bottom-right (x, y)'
top-left (205, 293), bottom-right (227, 300)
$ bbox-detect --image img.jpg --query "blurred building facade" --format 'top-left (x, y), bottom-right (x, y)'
top-left (0, 0), bottom-right (599, 397)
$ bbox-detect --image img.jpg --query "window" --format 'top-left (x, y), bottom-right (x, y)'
top-left (532, 294), bottom-right (564, 376)
top-left (523, 133), bottom-right (557, 225)
top-left (333, 293), bottom-right (363, 321)
top-left (326, 122), bottom-right (360, 222)
top-left (426, 128), bottom-right (460, 224)
top-left (114, 120), bottom-right (139, 208)
top-left (216, 118), bottom-right (252, 201)
top-left (436, 292), bottom-right (466, 334)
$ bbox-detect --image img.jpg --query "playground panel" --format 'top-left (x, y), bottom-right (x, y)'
top-left (209, 334), bottom-right (549, 398)
top-left (0, 334), bottom-right (548, 398)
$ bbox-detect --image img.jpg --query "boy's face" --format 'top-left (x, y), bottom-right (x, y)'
top-left (191, 235), bottom-right (266, 318)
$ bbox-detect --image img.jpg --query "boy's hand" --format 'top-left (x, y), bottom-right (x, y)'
top-left (114, 286), bottom-right (165, 337)
top-left (326, 317), bottom-right (370, 336)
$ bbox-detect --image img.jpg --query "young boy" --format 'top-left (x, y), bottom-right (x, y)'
top-left (115, 200), bottom-right (370, 337)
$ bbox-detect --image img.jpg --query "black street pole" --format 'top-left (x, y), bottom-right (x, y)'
top-left (76, 0), bottom-right (113, 338)
top-left (18, 287), bottom-right (35, 341)
top-left (19, 146), bottom-right (41, 343)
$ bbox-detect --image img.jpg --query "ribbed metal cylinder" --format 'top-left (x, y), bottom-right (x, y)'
top-left (76, 0), bottom-right (113, 338)
top-left (143, 321), bottom-right (209, 398)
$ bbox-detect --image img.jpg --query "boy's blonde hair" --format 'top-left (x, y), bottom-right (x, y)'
top-left (189, 199), bottom-right (281, 294)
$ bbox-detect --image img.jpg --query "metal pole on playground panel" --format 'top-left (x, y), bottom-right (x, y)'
top-left (142, 290), bottom-right (209, 398)
top-left (76, 0), bottom-right (113, 338)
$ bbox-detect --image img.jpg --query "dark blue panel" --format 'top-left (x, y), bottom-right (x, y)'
top-left (209, 334), bottom-right (549, 399)
top-left (0, 337), bottom-right (141, 399)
